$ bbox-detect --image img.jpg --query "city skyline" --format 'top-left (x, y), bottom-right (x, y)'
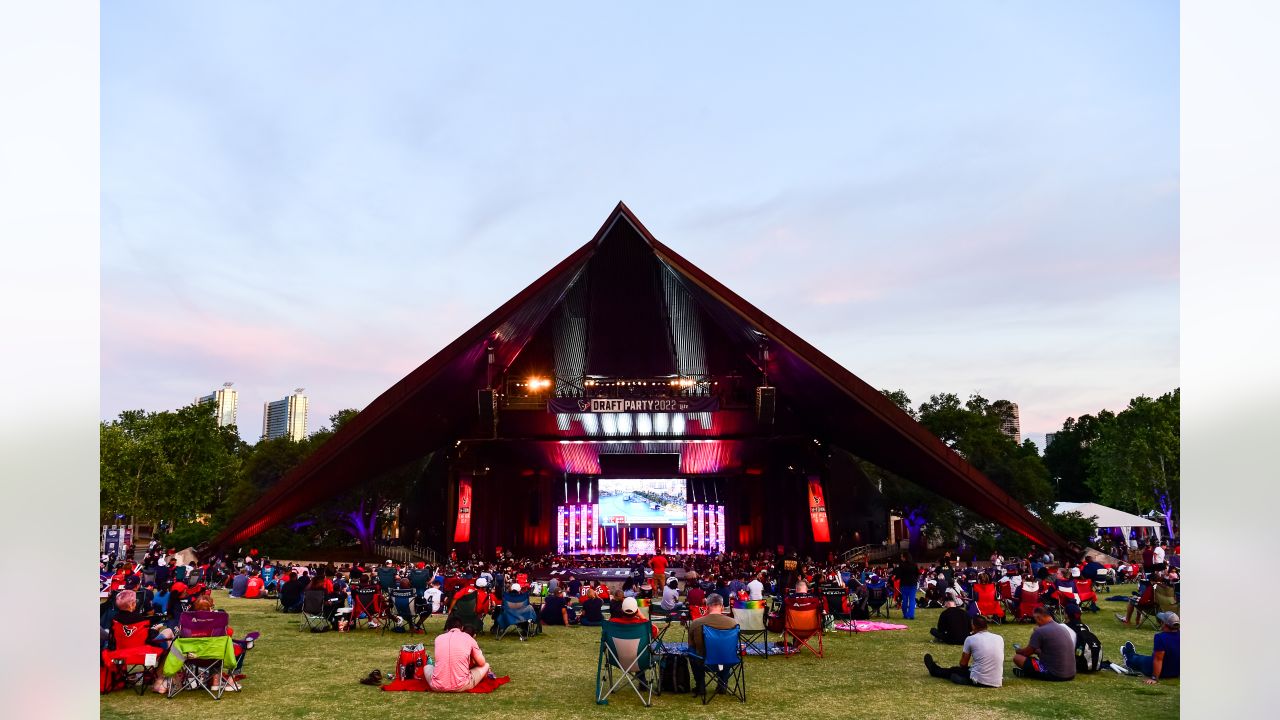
top-left (101, 4), bottom-right (1178, 448)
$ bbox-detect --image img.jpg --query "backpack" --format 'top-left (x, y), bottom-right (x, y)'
top-left (1073, 623), bottom-right (1103, 673)
top-left (660, 654), bottom-right (691, 693)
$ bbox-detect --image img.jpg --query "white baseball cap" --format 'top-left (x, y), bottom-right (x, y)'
top-left (510, 583), bottom-right (521, 593)
top-left (476, 577), bottom-right (489, 588)
top-left (621, 597), bottom-right (639, 615)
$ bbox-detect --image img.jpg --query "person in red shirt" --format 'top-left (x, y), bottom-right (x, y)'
top-left (650, 553), bottom-right (668, 585)
top-left (244, 571), bottom-right (264, 599)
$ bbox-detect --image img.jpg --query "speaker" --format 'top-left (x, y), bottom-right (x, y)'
top-left (477, 388), bottom-right (496, 436)
top-left (755, 386), bottom-right (776, 425)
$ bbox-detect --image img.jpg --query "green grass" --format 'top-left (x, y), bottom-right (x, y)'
top-left (101, 585), bottom-right (1178, 720)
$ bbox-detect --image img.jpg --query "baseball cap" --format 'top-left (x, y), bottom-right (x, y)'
top-left (510, 583), bottom-right (521, 593)
top-left (476, 577), bottom-right (489, 588)
top-left (621, 597), bottom-right (639, 615)
top-left (385, 559), bottom-right (393, 565)
top-left (1070, 567), bottom-right (1080, 577)
top-left (1156, 611), bottom-right (1179, 627)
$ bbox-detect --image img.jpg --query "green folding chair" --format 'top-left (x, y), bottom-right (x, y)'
top-left (596, 620), bottom-right (657, 706)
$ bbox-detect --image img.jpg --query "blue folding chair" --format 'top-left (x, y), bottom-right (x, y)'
top-left (596, 620), bottom-right (657, 706)
top-left (692, 624), bottom-right (746, 704)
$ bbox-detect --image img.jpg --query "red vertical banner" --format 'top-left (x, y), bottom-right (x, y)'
top-left (808, 477), bottom-right (830, 543)
top-left (453, 476), bottom-right (473, 543)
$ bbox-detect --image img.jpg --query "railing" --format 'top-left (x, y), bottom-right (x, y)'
top-left (375, 543), bottom-right (439, 567)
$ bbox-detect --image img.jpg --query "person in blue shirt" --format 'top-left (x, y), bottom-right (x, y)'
top-left (1120, 612), bottom-right (1180, 684)
top-left (228, 569), bottom-right (250, 598)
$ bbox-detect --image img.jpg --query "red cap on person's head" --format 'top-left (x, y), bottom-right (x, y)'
top-left (416, 562), bottom-right (425, 569)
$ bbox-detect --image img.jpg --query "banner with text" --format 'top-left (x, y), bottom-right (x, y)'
top-left (808, 476), bottom-right (830, 543)
top-left (453, 477), bottom-right (473, 543)
top-left (548, 397), bottom-right (719, 414)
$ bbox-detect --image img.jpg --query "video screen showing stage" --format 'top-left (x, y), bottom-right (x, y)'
top-left (597, 478), bottom-right (687, 527)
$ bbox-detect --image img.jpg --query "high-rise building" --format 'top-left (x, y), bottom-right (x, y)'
top-left (196, 382), bottom-right (238, 428)
top-left (993, 400), bottom-right (1021, 444)
top-left (262, 388), bottom-right (309, 441)
top-left (1044, 432), bottom-right (1057, 448)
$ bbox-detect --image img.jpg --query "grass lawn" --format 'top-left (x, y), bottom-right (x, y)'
top-left (101, 585), bottom-right (1178, 720)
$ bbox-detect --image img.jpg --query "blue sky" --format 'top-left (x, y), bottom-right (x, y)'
top-left (101, 2), bottom-right (1178, 446)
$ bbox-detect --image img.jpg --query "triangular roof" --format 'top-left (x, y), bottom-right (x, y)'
top-left (212, 203), bottom-right (1067, 550)
top-left (1055, 502), bottom-right (1160, 529)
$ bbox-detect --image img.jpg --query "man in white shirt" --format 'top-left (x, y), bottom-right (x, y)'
top-left (747, 574), bottom-right (765, 601)
top-left (923, 615), bottom-right (1004, 687)
top-left (1153, 541), bottom-right (1167, 569)
top-left (422, 580), bottom-right (445, 616)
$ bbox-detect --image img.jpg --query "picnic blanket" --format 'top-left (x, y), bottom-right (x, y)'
top-left (382, 675), bottom-right (511, 693)
top-left (1105, 596), bottom-right (1131, 602)
top-left (832, 621), bottom-right (909, 632)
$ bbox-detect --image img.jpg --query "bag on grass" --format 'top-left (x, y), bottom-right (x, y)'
top-left (1074, 623), bottom-right (1103, 673)
top-left (397, 643), bottom-right (429, 681)
top-left (659, 654), bottom-right (690, 694)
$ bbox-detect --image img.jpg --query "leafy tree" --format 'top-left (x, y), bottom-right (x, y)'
top-left (1085, 389), bottom-right (1179, 535)
top-left (1043, 412), bottom-right (1112, 502)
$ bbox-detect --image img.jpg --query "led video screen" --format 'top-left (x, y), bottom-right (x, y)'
top-left (597, 478), bottom-right (687, 526)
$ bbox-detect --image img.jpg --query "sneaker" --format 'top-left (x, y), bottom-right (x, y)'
top-left (1114, 613), bottom-right (1129, 624)
top-left (923, 653), bottom-right (939, 673)
top-left (1012, 667), bottom-right (1024, 678)
top-left (1121, 641), bottom-right (1135, 660)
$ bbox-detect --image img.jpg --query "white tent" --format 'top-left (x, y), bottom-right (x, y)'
top-left (1056, 502), bottom-right (1162, 547)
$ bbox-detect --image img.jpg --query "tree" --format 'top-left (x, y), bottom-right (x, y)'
top-left (1043, 412), bottom-right (1112, 502)
top-left (1085, 389), bottom-right (1179, 536)
top-left (100, 403), bottom-right (240, 526)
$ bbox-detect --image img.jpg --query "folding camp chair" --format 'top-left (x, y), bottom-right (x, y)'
top-left (350, 587), bottom-right (388, 630)
top-left (495, 596), bottom-right (542, 641)
top-left (692, 624), bottom-right (746, 704)
top-left (165, 634), bottom-right (237, 700)
top-left (299, 589), bottom-right (333, 632)
top-left (821, 587), bottom-right (850, 630)
top-left (1014, 586), bottom-right (1042, 622)
top-left (865, 580), bottom-right (892, 618)
top-left (102, 620), bottom-right (165, 695)
top-left (1074, 579), bottom-right (1101, 612)
top-left (384, 587), bottom-right (426, 635)
top-left (732, 600), bottom-right (771, 657)
top-left (447, 591), bottom-right (485, 635)
top-left (973, 582), bottom-right (1005, 623)
top-left (596, 619), bottom-right (658, 706)
top-left (1134, 584), bottom-right (1178, 629)
top-left (782, 596), bottom-right (824, 658)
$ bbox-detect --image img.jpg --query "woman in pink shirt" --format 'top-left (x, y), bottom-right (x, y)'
top-left (428, 616), bottom-right (492, 692)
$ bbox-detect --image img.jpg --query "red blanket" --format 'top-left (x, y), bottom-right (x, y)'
top-left (382, 676), bottom-right (510, 693)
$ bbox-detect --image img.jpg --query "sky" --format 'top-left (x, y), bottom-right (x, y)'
top-left (101, 2), bottom-right (1178, 448)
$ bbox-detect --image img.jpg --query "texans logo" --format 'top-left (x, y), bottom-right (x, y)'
top-left (122, 625), bottom-right (137, 637)
top-left (577, 400), bottom-right (591, 412)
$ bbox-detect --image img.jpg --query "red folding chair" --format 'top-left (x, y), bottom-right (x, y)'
top-left (974, 582), bottom-right (1004, 622)
top-left (350, 587), bottom-right (388, 630)
top-left (1074, 579), bottom-right (1100, 611)
top-left (1014, 583), bottom-right (1041, 622)
top-left (101, 620), bottom-right (166, 695)
top-left (782, 596), bottom-right (824, 658)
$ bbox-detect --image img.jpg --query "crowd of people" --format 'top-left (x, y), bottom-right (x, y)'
top-left (100, 536), bottom-right (1180, 698)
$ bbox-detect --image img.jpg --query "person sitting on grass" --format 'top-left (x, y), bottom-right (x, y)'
top-left (580, 587), bottom-right (606, 627)
top-left (244, 569), bottom-right (264, 599)
top-left (688, 593), bottom-right (739, 697)
top-left (930, 597), bottom-right (972, 645)
top-left (228, 567), bottom-right (249, 598)
top-left (1119, 611), bottom-right (1180, 684)
top-left (427, 615), bottom-right (495, 692)
top-left (278, 571), bottom-right (305, 613)
top-left (1011, 606), bottom-right (1077, 681)
top-left (540, 587), bottom-right (577, 626)
top-left (923, 614), bottom-right (1003, 687)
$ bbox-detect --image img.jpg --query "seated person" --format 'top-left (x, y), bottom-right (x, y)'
top-left (685, 573), bottom-right (705, 607)
top-left (1115, 578), bottom-right (1157, 625)
top-left (376, 560), bottom-right (398, 592)
top-left (244, 571), bottom-right (264, 599)
top-left (607, 589), bottom-right (626, 618)
top-left (791, 579), bottom-right (813, 597)
top-left (108, 590), bottom-right (175, 693)
top-left (1120, 612), bottom-right (1180, 684)
top-left (422, 580), bottom-right (444, 616)
top-left (303, 575), bottom-right (340, 630)
top-left (228, 570), bottom-right (249, 598)
top-left (1012, 606), bottom-right (1077, 681)
top-left (688, 593), bottom-right (739, 696)
top-left (923, 615), bottom-right (1003, 687)
top-left (540, 588), bottom-right (577, 626)
top-left (427, 616), bottom-right (495, 692)
top-left (579, 588), bottom-right (606, 627)
top-left (930, 598), bottom-right (972, 645)
top-left (654, 577), bottom-right (683, 617)
top-left (278, 572), bottom-right (305, 612)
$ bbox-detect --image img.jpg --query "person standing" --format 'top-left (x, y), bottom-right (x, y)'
top-left (649, 552), bottom-right (668, 586)
top-left (894, 553), bottom-right (920, 620)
